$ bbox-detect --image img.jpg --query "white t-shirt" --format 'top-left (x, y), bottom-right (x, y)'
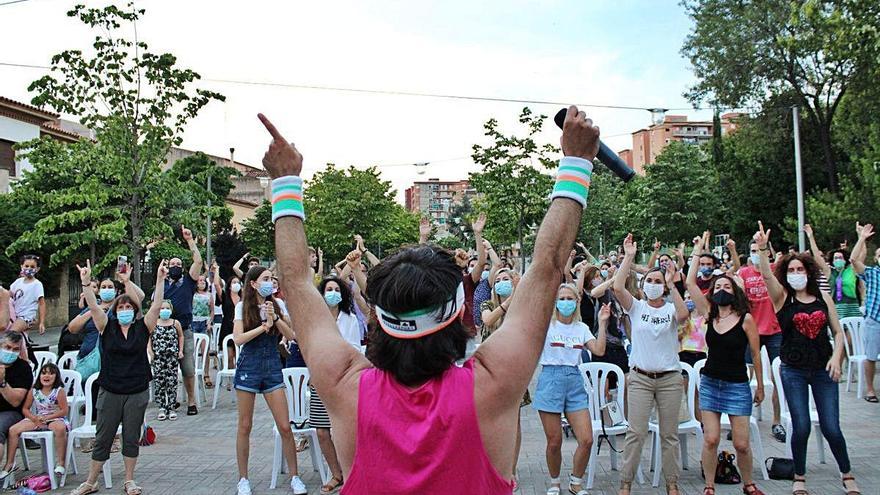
top-left (10, 277), bottom-right (44, 320)
top-left (539, 319), bottom-right (595, 366)
top-left (625, 298), bottom-right (681, 372)
top-left (234, 300), bottom-right (290, 321)
top-left (336, 311), bottom-right (362, 349)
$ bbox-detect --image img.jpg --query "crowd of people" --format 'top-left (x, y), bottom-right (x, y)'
top-left (0, 107), bottom-right (872, 495)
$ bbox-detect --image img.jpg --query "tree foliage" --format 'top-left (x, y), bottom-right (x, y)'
top-left (20, 2), bottom-right (223, 283)
top-left (240, 200), bottom-right (274, 260)
top-left (469, 108), bottom-right (556, 253)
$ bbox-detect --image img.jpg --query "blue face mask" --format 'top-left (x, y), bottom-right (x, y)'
top-left (99, 288), bottom-right (116, 303)
top-left (0, 349), bottom-right (18, 365)
top-left (685, 300), bottom-right (696, 312)
top-left (257, 281), bottom-right (274, 298)
top-left (481, 270), bottom-right (490, 280)
top-left (556, 299), bottom-right (577, 317)
top-left (21, 268), bottom-right (37, 278)
top-left (494, 280), bottom-right (513, 297)
top-left (749, 254), bottom-right (761, 266)
top-left (600, 270), bottom-right (609, 279)
top-left (324, 291), bottom-right (342, 307)
top-left (159, 309), bottom-right (172, 320)
top-left (117, 309), bottom-right (135, 325)
top-left (699, 267), bottom-right (713, 278)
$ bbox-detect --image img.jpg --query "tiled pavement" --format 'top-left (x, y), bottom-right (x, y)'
top-left (24, 332), bottom-right (880, 494)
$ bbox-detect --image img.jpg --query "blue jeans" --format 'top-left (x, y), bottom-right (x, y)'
top-left (780, 364), bottom-right (851, 476)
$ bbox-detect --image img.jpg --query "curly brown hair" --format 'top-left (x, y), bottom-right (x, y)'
top-left (773, 253), bottom-right (822, 299)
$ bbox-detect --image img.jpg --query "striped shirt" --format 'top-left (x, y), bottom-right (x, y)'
top-left (858, 266), bottom-right (880, 322)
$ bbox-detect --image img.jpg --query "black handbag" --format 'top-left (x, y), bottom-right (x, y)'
top-left (765, 457), bottom-right (795, 480)
top-left (715, 451), bottom-right (741, 484)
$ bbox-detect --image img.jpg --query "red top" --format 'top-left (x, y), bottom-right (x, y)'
top-left (342, 359), bottom-right (513, 495)
top-left (738, 265), bottom-right (782, 336)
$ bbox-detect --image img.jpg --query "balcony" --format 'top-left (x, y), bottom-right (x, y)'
top-left (672, 128), bottom-right (711, 138)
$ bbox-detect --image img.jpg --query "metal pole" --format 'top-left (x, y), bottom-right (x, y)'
top-left (206, 172), bottom-right (212, 268)
top-left (792, 106), bottom-right (806, 252)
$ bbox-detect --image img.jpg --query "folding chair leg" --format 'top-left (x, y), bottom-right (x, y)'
top-left (102, 460), bottom-right (112, 488)
top-left (817, 432), bottom-right (826, 464)
top-left (652, 431), bottom-right (662, 487)
top-left (270, 432), bottom-right (281, 489)
top-left (586, 432), bottom-right (599, 489)
top-left (751, 423), bottom-right (769, 480)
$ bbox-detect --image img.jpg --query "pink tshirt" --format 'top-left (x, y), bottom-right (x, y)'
top-left (341, 359), bottom-right (513, 495)
top-left (738, 265), bottom-right (781, 336)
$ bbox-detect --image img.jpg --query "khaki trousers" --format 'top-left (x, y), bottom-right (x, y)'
top-left (619, 370), bottom-right (682, 485)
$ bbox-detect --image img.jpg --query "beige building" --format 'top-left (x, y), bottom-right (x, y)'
top-left (628, 113), bottom-right (743, 174)
top-left (404, 178), bottom-right (474, 227)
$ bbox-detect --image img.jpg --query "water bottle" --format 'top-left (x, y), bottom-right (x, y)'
top-left (623, 337), bottom-right (632, 357)
top-left (17, 487), bottom-right (37, 495)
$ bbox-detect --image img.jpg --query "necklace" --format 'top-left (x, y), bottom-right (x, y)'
top-left (717, 311), bottom-right (736, 320)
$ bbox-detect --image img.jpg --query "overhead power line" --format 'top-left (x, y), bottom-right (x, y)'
top-left (0, 0), bottom-right (34, 6)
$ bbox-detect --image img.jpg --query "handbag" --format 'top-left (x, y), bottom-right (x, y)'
top-left (714, 450), bottom-right (741, 484)
top-left (75, 343), bottom-right (101, 381)
top-left (765, 457), bottom-right (795, 480)
top-left (138, 424), bottom-right (156, 446)
top-left (13, 473), bottom-right (51, 492)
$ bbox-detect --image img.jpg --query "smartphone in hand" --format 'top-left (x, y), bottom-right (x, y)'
top-left (117, 256), bottom-right (128, 274)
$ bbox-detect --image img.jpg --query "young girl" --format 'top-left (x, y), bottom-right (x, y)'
top-left (150, 300), bottom-right (184, 421)
top-left (0, 363), bottom-right (69, 481)
top-left (191, 276), bottom-right (212, 335)
top-left (9, 255), bottom-right (46, 336)
top-left (534, 283), bottom-right (609, 495)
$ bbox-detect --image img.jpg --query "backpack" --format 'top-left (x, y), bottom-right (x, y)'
top-left (714, 450), bottom-right (742, 484)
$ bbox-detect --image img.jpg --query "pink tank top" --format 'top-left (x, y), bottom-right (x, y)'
top-left (341, 359), bottom-right (513, 495)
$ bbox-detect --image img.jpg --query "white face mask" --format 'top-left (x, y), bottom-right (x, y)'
top-left (749, 253), bottom-right (761, 266)
top-left (787, 273), bottom-right (808, 290)
top-left (643, 282), bottom-right (665, 301)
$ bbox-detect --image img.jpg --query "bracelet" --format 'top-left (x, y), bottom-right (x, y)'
top-left (549, 157), bottom-right (593, 208)
top-left (500, 305), bottom-right (507, 313)
top-left (271, 176), bottom-right (305, 223)
top-left (759, 247), bottom-right (770, 252)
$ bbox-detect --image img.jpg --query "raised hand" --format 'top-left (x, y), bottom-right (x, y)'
top-left (116, 263), bottom-right (131, 284)
top-left (354, 234), bottom-right (366, 252)
top-left (257, 114), bottom-right (303, 178)
top-left (482, 239), bottom-right (493, 252)
top-left (472, 212), bottom-right (487, 235)
top-left (156, 259), bottom-right (169, 282)
top-left (181, 225), bottom-right (193, 242)
top-left (622, 234), bottom-right (637, 257)
top-left (76, 260), bottom-right (92, 286)
top-left (560, 105), bottom-right (600, 161)
top-left (803, 224), bottom-right (814, 238)
top-left (346, 250), bottom-right (362, 268)
top-left (419, 217), bottom-right (431, 237)
top-left (726, 237), bottom-right (736, 251)
top-left (453, 248), bottom-right (469, 268)
top-left (857, 222), bottom-right (874, 240)
top-left (598, 303), bottom-right (611, 323)
top-left (753, 221), bottom-right (771, 249)
top-left (664, 260), bottom-right (678, 286)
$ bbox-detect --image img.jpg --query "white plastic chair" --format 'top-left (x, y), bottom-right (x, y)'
top-left (840, 317), bottom-right (867, 398)
top-left (61, 373), bottom-right (114, 489)
top-left (31, 350), bottom-right (58, 375)
top-left (211, 335), bottom-right (239, 409)
top-left (748, 347), bottom-right (775, 421)
top-left (771, 357), bottom-right (826, 464)
top-left (693, 359), bottom-right (770, 481)
top-left (58, 351), bottom-right (78, 371)
top-left (579, 362), bottom-right (628, 489)
top-left (60, 369), bottom-right (84, 443)
top-left (270, 368), bottom-right (330, 488)
top-left (193, 333), bottom-right (210, 406)
top-left (648, 362), bottom-right (703, 487)
top-left (210, 322), bottom-right (222, 367)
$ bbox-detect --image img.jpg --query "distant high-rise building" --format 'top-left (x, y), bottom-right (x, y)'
top-left (628, 113), bottom-right (744, 174)
top-left (405, 178), bottom-right (475, 227)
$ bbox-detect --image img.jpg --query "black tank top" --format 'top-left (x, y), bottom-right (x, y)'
top-left (702, 314), bottom-right (749, 383)
top-left (777, 295), bottom-right (833, 370)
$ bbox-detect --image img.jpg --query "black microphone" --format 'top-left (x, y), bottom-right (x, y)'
top-left (553, 108), bottom-right (635, 182)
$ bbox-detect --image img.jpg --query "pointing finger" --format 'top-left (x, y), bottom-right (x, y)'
top-left (258, 113), bottom-right (285, 142)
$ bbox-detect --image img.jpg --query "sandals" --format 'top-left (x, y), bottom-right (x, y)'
top-left (703, 488), bottom-right (715, 495)
top-left (792, 478), bottom-right (809, 495)
top-left (667, 483), bottom-right (681, 495)
top-left (546, 478), bottom-right (562, 495)
top-left (618, 481), bottom-right (632, 495)
top-left (123, 480), bottom-right (143, 495)
top-left (864, 395), bottom-right (878, 403)
top-left (842, 476), bottom-right (861, 494)
top-left (320, 476), bottom-right (343, 494)
top-left (69, 480), bottom-right (99, 495)
top-left (743, 482), bottom-right (766, 495)
top-left (568, 474), bottom-right (588, 495)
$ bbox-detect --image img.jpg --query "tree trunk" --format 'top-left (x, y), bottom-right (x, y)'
top-left (89, 241), bottom-right (96, 266)
top-left (817, 121), bottom-right (837, 191)
top-left (517, 214), bottom-right (525, 274)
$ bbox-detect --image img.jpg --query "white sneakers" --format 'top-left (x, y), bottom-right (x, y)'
top-left (237, 477), bottom-right (252, 495)
top-left (290, 475), bottom-right (307, 495)
top-left (237, 475), bottom-right (306, 494)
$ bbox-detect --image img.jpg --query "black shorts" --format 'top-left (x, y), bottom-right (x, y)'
top-left (679, 351), bottom-right (707, 368)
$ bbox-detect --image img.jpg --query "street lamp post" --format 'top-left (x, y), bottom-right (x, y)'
top-left (792, 107), bottom-right (806, 252)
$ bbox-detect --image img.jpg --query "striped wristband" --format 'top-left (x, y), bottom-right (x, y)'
top-left (550, 156), bottom-right (593, 208)
top-left (271, 176), bottom-right (305, 223)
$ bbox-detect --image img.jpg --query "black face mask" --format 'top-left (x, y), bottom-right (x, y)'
top-left (711, 289), bottom-right (735, 307)
top-left (168, 266), bottom-right (183, 281)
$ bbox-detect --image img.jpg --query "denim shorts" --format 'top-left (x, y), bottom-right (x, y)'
top-left (864, 317), bottom-right (880, 362)
top-left (532, 365), bottom-right (589, 414)
top-left (699, 374), bottom-right (753, 416)
top-left (190, 319), bottom-right (208, 334)
top-left (234, 346), bottom-right (284, 394)
top-left (745, 332), bottom-right (782, 364)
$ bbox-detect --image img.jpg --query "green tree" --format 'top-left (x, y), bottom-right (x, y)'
top-left (578, 168), bottom-right (629, 253)
top-left (163, 152), bottom-right (239, 235)
top-left (22, 3), bottom-right (223, 283)
top-left (470, 108), bottom-right (556, 254)
top-left (298, 165), bottom-right (418, 264)
top-left (681, 0), bottom-right (880, 190)
top-left (240, 200), bottom-right (274, 260)
top-left (445, 196), bottom-right (477, 248)
top-left (0, 195), bottom-right (63, 297)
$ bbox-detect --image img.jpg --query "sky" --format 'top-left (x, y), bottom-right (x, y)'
top-left (0, 0), bottom-right (715, 202)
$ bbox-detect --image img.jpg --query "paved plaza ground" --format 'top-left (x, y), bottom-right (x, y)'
top-left (23, 330), bottom-right (880, 494)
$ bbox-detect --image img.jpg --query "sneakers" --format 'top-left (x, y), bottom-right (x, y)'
top-left (237, 477), bottom-right (252, 495)
top-left (291, 475), bottom-right (307, 495)
top-left (157, 410), bottom-right (167, 421)
top-left (54, 465), bottom-right (66, 476)
top-left (168, 410), bottom-right (178, 421)
top-left (771, 424), bottom-right (786, 443)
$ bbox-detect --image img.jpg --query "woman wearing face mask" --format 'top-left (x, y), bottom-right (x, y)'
top-left (687, 237), bottom-right (766, 495)
top-left (613, 234), bottom-right (689, 495)
top-left (218, 275), bottom-right (243, 374)
top-left (305, 277), bottom-right (359, 494)
top-left (753, 223), bottom-right (860, 495)
top-left (479, 268), bottom-right (528, 488)
top-left (233, 266), bottom-right (304, 495)
top-left (804, 225), bottom-right (863, 319)
top-left (68, 260), bottom-right (162, 495)
top-left (589, 263), bottom-right (630, 400)
top-left (191, 275), bottom-right (212, 335)
top-left (534, 283), bottom-right (608, 495)
top-left (148, 301), bottom-right (184, 421)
